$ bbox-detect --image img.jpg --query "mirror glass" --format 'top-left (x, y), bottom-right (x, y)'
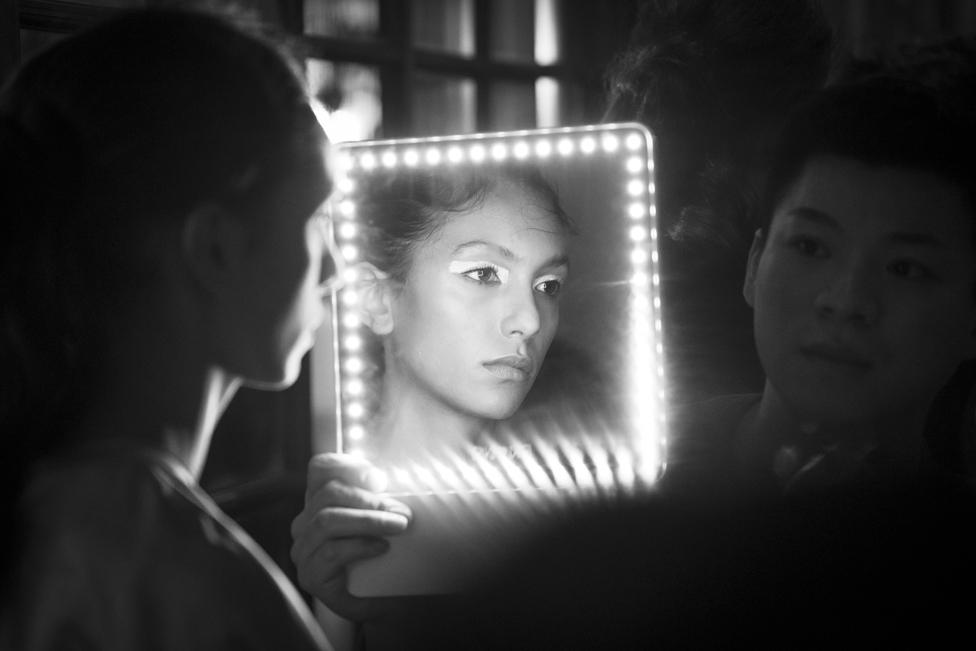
top-left (314, 123), bottom-right (668, 595)
top-left (322, 122), bottom-right (667, 488)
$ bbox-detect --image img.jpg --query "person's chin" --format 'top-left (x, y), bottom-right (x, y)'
top-left (471, 390), bottom-right (528, 421)
top-left (244, 369), bottom-right (296, 391)
top-left (782, 383), bottom-right (881, 428)
top-left (244, 349), bottom-right (305, 390)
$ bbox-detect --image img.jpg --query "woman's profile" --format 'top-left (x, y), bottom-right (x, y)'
top-left (0, 7), bottom-right (337, 649)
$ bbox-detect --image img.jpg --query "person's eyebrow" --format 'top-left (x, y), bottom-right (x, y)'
top-left (783, 206), bottom-right (841, 230)
top-left (453, 240), bottom-right (570, 270)
top-left (786, 207), bottom-right (946, 247)
top-left (453, 240), bottom-right (516, 259)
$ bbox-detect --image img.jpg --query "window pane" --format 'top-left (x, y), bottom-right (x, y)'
top-left (535, 0), bottom-right (561, 64)
top-left (555, 80), bottom-right (586, 127)
top-left (536, 76), bottom-right (560, 127)
top-left (304, 0), bottom-right (379, 39)
top-left (307, 59), bottom-right (382, 142)
top-left (412, 0), bottom-right (474, 57)
top-left (488, 80), bottom-right (535, 131)
top-left (411, 72), bottom-right (475, 136)
top-left (490, 0), bottom-right (533, 63)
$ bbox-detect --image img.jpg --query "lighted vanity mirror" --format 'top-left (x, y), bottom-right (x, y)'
top-left (320, 123), bottom-right (668, 595)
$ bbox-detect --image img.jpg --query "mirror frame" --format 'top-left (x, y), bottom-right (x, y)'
top-left (320, 122), bottom-right (668, 484)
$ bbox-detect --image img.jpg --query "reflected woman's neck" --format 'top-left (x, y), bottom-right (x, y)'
top-left (369, 386), bottom-right (494, 466)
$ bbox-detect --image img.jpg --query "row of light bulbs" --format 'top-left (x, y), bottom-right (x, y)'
top-left (328, 124), bottom-right (666, 477)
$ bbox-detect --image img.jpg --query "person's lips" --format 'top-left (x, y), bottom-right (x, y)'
top-left (800, 342), bottom-right (873, 369)
top-left (483, 355), bottom-right (534, 381)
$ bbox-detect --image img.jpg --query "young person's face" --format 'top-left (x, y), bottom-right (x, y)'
top-left (745, 155), bottom-right (976, 428)
top-left (231, 141), bottom-right (335, 388)
top-left (385, 180), bottom-right (569, 422)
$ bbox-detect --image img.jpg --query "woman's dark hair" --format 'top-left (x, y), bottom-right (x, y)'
top-left (357, 164), bottom-right (574, 282)
top-left (0, 6), bottom-right (323, 580)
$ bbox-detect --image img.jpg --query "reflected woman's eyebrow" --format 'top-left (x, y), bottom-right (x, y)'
top-left (452, 240), bottom-right (570, 270)
top-left (452, 240), bottom-right (516, 258)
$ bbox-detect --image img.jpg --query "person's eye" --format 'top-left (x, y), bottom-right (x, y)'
top-left (466, 266), bottom-right (501, 284)
top-left (787, 235), bottom-right (828, 258)
top-left (888, 258), bottom-right (933, 281)
top-left (534, 275), bottom-right (563, 297)
top-left (449, 260), bottom-right (509, 285)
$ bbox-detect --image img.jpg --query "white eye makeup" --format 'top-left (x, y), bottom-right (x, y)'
top-left (449, 260), bottom-right (510, 285)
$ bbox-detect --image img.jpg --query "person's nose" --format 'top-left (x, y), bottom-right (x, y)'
top-left (500, 286), bottom-right (541, 340)
top-left (813, 260), bottom-right (880, 326)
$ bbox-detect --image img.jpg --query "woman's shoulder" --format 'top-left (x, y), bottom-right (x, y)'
top-left (9, 444), bottom-right (326, 649)
top-left (18, 443), bottom-right (283, 575)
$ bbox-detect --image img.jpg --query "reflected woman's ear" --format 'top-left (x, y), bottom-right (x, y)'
top-left (355, 261), bottom-right (396, 336)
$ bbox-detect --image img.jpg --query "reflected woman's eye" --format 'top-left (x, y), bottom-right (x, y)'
top-left (534, 276), bottom-right (563, 297)
top-left (449, 260), bottom-right (509, 285)
top-left (466, 266), bottom-right (500, 283)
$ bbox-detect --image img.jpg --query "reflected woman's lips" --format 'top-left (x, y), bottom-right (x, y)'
top-left (483, 355), bottom-right (533, 381)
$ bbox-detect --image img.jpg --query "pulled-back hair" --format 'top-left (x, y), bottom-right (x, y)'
top-left (356, 164), bottom-right (574, 282)
top-left (0, 7), bottom-right (324, 575)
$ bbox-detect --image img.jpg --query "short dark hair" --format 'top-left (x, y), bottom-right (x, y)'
top-left (760, 77), bottom-right (976, 236)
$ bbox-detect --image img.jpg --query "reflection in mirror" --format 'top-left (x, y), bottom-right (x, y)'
top-left (318, 124), bottom-right (668, 596)
top-left (326, 123), bottom-right (666, 492)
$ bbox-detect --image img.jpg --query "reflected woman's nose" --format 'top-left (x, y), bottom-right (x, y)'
top-left (501, 287), bottom-right (542, 339)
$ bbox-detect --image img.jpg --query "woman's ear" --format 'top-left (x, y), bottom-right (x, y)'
top-left (181, 203), bottom-right (246, 293)
top-left (355, 262), bottom-right (396, 336)
top-left (743, 228), bottom-right (765, 309)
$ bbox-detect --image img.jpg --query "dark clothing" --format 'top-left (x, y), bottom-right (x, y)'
top-left (658, 393), bottom-right (767, 500)
top-left (0, 443), bottom-right (330, 651)
top-left (454, 477), bottom-right (976, 650)
top-left (414, 396), bottom-right (976, 649)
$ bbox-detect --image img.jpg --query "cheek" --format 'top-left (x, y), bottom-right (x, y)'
top-left (535, 301), bottom-right (560, 348)
top-left (395, 285), bottom-right (475, 356)
top-left (752, 262), bottom-right (813, 327)
top-left (892, 298), bottom-right (975, 366)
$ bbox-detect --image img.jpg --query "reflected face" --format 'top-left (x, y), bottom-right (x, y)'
top-left (745, 156), bottom-right (976, 429)
top-left (232, 139), bottom-right (336, 388)
top-left (386, 179), bottom-right (570, 422)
